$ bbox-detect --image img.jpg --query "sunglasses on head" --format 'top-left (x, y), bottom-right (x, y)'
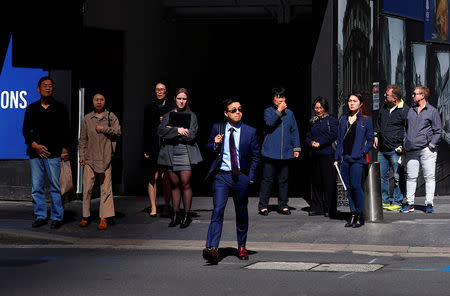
top-left (227, 107), bottom-right (242, 113)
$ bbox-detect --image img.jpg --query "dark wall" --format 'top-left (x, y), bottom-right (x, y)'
top-left (1, 2), bottom-right (320, 200)
top-left (11, 1), bottom-right (82, 70)
top-left (80, 27), bottom-right (125, 188)
top-left (162, 20), bottom-right (314, 197)
top-left (311, 0), bottom-right (335, 114)
top-left (0, 160), bottom-right (30, 200)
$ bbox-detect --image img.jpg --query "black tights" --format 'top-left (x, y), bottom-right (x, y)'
top-left (168, 170), bottom-right (192, 212)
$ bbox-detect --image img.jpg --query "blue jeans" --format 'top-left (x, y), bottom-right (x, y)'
top-left (378, 151), bottom-right (404, 205)
top-left (30, 157), bottom-right (64, 221)
top-left (340, 158), bottom-right (364, 213)
top-left (206, 172), bottom-right (250, 248)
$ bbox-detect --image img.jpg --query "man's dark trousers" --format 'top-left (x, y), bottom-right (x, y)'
top-left (206, 172), bottom-right (251, 248)
top-left (258, 158), bottom-right (289, 211)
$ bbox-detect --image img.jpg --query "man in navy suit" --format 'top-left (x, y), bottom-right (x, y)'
top-left (202, 99), bottom-right (261, 265)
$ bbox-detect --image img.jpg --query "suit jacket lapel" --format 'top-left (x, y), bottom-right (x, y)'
top-left (220, 122), bottom-right (226, 155)
top-left (239, 123), bottom-right (246, 160)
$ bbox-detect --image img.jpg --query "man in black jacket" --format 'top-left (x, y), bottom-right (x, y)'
top-left (22, 76), bottom-right (70, 229)
top-left (373, 85), bottom-right (409, 211)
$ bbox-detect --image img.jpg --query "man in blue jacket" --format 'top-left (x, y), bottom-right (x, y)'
top-left (203, 99), bottom-right (261, 265)
top-left (258, 87), bottom-right (301, 216)
top-left (374, 85), bottom-right (409, 211)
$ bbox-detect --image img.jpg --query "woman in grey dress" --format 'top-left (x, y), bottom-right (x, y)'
top-left (157, 88), bottom-right (202, 228)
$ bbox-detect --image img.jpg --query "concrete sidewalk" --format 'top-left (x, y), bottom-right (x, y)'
top-left (1, 195), bottom-right (450, 256)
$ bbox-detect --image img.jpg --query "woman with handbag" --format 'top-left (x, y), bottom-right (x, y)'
top-left (306, 97), bottom-right (338, 218)
top-left (78, 92), bottom-right (121, 230)
top-left (334, 93), bottom-right (374, 228)
top-left (157, 88), bottom-right (202, 228)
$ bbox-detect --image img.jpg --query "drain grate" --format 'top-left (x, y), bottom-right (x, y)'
top-left (245, 262), bottom-right (384, 272)
top-left (245, 262), bottom-right (319, 271)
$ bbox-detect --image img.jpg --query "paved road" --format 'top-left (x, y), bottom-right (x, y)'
top-left (2, 195), bottom-right (450, 249)
top-left (2, 247), bottom-right (450, 296)
top-left (1, 195), bottom-right (450, 295)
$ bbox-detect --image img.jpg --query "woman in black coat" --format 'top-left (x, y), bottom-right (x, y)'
top-left (143, 82), bottom-right (173, 217)
top-left (157, 88), bottom-right (202, 228)
top-left (305, 97), bottom-right (338, 218)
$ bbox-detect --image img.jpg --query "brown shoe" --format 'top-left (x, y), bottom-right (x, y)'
top-left (238, 247), bottom-right (249, 260)
top-left (98, 218), bottom-right (107, 230)
top-left (79, 218), bottom-right (89, 227)
top-left (202, 247), bottom-right (219, 264)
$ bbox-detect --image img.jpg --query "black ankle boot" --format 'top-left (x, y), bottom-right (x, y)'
top-left (180, 211), bottom-right (192, 229)
top-left (352, 212), bottom-right (365, 228)
top-left (345, 212), bottom-right (356, 227)
top-left (169, 211), bottom-right (182, 227)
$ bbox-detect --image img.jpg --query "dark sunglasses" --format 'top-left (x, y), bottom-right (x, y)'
top-left (227, 107), bottom-right (242, 113)
top-left (412, 92), bottom-right (423, 96)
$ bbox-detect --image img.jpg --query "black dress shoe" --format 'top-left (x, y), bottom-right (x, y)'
top-left (345, 212), bottom-right (356, 227)
top-left (32, 219), bottom-right (47, 228)
top-left (352, 212), bottom-right (365, 228)
top-left (308, 211), bottom-right (323, 216)
top-left (258, 209), bottom-right (269, 216)
top-left (50, 220), bottom-right (62, 229)
top-left (180, 212), bottom-right (192, 228)
top-left (202, 247), bottom-right (219, 264)
top-left (169, 211), bottom-right (182, 227)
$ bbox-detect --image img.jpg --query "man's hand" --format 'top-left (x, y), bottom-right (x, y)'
top-left (32, 142), bottom-right (50, 158)
top-left (79, 159), bottom-right (85, 166)
top-left (214, 134), bottom-right (224, 144)
top-left (144, 153), bottom-right (150, 159)
top-left (333, 161), bottom-right (338, 167)
top-left (373, 137), bottom-right (378, 149)
top-left (61, 148), bottom-right (69, 161)
top-left (293, 151), bottom-right (300, 158)
top-left (178, 128), bottom-right (189, 136)
top-left (96, 125), bottom-right (104, 133)
top-left (311, 141), bottom-right (320, 148)
top-left (277, 102), bottom-right (287, 113)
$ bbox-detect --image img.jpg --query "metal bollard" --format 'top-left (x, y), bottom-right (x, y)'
top-left (363, 162), bottom-right (383, 222)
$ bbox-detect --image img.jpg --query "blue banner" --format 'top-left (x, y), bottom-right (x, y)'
top-left (383, 0), bottom-right (424, 21)
top-left (0, 36), bottom-right (48, 159)
top-left (425, 0), bottom-right (450, 43)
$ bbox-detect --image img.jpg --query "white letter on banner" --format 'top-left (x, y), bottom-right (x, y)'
top-left (19, 91), bottom-right (27, 109)
top-left (10, 91), bottom-right (19, 109)
top-left (1, 91), bottom-right (9, 109)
